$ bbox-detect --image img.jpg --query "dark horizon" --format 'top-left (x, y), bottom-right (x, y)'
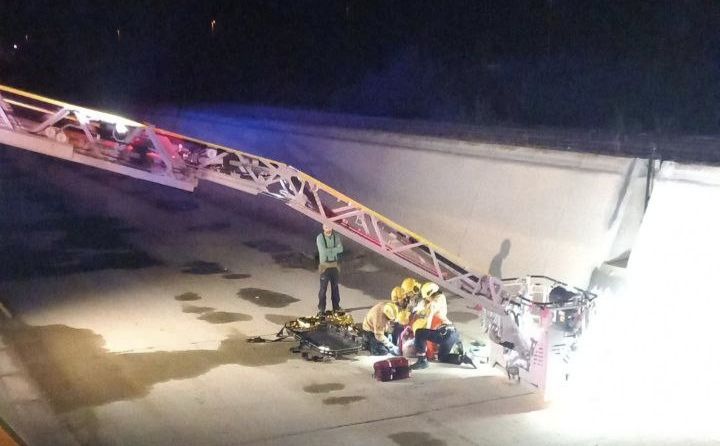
top-left (1, 0), bottom-right (719, 136)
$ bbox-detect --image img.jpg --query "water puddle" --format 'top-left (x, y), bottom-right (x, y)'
top-left (154, 199), bottom-right (199, 212)
top-left (388, 432), bottom-right (447, 446)
top-left (237, 288), bottom-right (300, 308)
top-left (181, 305), bottom-right (215, 314)
top-left (187, 222), bottom-right (231, 232)
top-left (303, 383), bottom-right (345, 394)
top-left (272, 252), bottom-right (317, 271)
top-left (243, 239), bottom-right (292, 253)
top-left (322, 396), bottom-right (365, 405)
top-left (223, 273), bottom-right (251, 280)
top-left (181, 261), bottom-right (228, 275)
top-left (197, 312), bottom-right (252, 324)
top-left (0, 321), bottom-right (291, 413)
top-left (174, 292), bottom-right (202, 301)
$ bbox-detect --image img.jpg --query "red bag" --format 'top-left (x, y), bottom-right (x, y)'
top-left (373, 357), bottom-right (411, 382)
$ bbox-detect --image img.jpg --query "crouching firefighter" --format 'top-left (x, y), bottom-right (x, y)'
top-left (362, 302), bottom-right (401, 356)
top-left (410, 283), bottom-right (474, 370)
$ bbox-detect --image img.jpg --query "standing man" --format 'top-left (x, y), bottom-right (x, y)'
top-left (316, 223), bottom-right (343, 314)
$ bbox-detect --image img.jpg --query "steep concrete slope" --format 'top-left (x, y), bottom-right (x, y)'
top-left (144, 106), bottom-right (648, 286)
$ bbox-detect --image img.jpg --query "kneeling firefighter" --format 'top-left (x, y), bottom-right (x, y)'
top-left (410, 282), bottom-right (473, 370)
top-left (390, 286), bottom-right (412, 345)
top-left (362, 301), bottom-right (401, 355)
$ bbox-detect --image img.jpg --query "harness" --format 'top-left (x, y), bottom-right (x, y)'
top-left (322, 232), bottom-right (339, 262)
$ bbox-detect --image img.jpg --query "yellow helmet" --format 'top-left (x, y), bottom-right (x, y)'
top-left (390, 286), bottom-right (405, 304)
top-left (401, 277), bottom-right (421, 295)
top-left (420, 282), bottom-right (440, 300)
top-left (382, 302), bottom-right (399, 320)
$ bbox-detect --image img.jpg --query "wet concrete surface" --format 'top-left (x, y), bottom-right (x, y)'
top-left (0, 149), bottom-right (547, 446)
top-left (187, 222), bottom-right (232, 232)
top-left (181, 261), bottom-right (229, 275)
top-left (237, 288), bottom-right (300, 308)
top-left (243, 239), bottom-right (293, 253)
top-left (303, 383), bottom-right (345, 394)
top-left (0, 159), bottom-right (160, 280)
top-left (242, 236), bottom-right (407, 300)
top-left (265, 314), bottom-right (299, 325)
top-left (181, 305), bottom-right (215, 314)
top-left (0, 320), bottom-right (291, 414)
top-left (261, 246), bottom-right (404, 300)
top-left (154, 198), bottom-right (199, 212)
top-left (446, 311), bottom-right (480, 324)
top-left (197, 311), bottom-right (252, 324)
top-left (175, 292), bottom-right (202, 301)
top-left (322, 396), bottom-right (366, 405)
top-left (271, 252), bottom-right (317, 271)
top-left (223, 273), bottom-right (251, 280)
top-left (243, 239), bottom-right (318, 271)
top-left (388, 432), bottom-right (447, 446)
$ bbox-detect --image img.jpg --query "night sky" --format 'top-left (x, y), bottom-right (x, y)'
top-left (1, 1), bottom-right (719, 134)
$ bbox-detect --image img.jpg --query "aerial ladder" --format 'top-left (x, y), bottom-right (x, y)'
top-left (0, 84), bottom-right (596, 395)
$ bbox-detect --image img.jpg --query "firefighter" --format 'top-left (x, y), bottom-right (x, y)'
top-left (400, 277), bottom-right (422, 309)
top-left (362, 301), bottom-right (401, 356)
top-left (410, 282), bottom-right (471, 370)
top-left (390, 286), bottom-right (412, 345)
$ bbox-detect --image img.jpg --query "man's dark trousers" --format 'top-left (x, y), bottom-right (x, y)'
top-left (318, 267), bottom-right (340, 312)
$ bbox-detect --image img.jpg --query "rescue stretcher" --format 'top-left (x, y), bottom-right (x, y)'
top-left (282, 313), bottom-right (365, 358)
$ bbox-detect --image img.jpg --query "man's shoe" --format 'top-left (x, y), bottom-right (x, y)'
top-left (461, 354), bottom-right (477, 369)
top-left (410, 357), bottom-right (429, 370)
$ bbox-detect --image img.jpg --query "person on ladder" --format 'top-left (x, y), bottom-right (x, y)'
top-left (316, 223), bottom-right (343, 314)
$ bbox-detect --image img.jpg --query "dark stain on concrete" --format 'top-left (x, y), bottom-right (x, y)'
top-left (175, 292), bottom-right (202, 301)
top-left (63, 407), bottom-right (101, 446)
top-left (38, 216), bottom-right (139, 249)
top-left (388, 432), bottom-right (447, 446)
top-left (243, 239), bottom-right (292, 253)
top-left (0, 321), bottom-right (290, 413)
top-left (303, 383), bottom-right (345, 394)
top-left (181, 261), bottom-right (229, 275)
top-left (0, 160), bottom-right (160, 280)
top-left (187, 222), bottom-right (231, 232)
top-left (322, 396), bottom-right (366, 405)
top-left (154, 198), bottom-right (199, 212)
top-left (0, 215), bottom-right (160, 280)
top-left (0, 169), bottom-right (25, 180)
top-left (237, 288), bottom-right (300, 308)
top-left (223, 273), bottom-right (251, 280)
top-left (182, 305), bottom-right (215, 314)
top-left (272, 252), bottom-right (317, 271)
top-left (197, 311), bottom-right (252, 324)
top-left (265, 314), bottom-right (299, 325)
top-left (447, 311), bottom-right (480, 324)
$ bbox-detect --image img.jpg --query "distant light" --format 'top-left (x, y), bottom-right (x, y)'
top-left (116, 28), bottom-right (121, 41)
top-left (12, 44), bottom-right (17, 50)
top-left (211, 19), bottom-right (216, 33)
top-left (25, 34), bottom-right (29, 42)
